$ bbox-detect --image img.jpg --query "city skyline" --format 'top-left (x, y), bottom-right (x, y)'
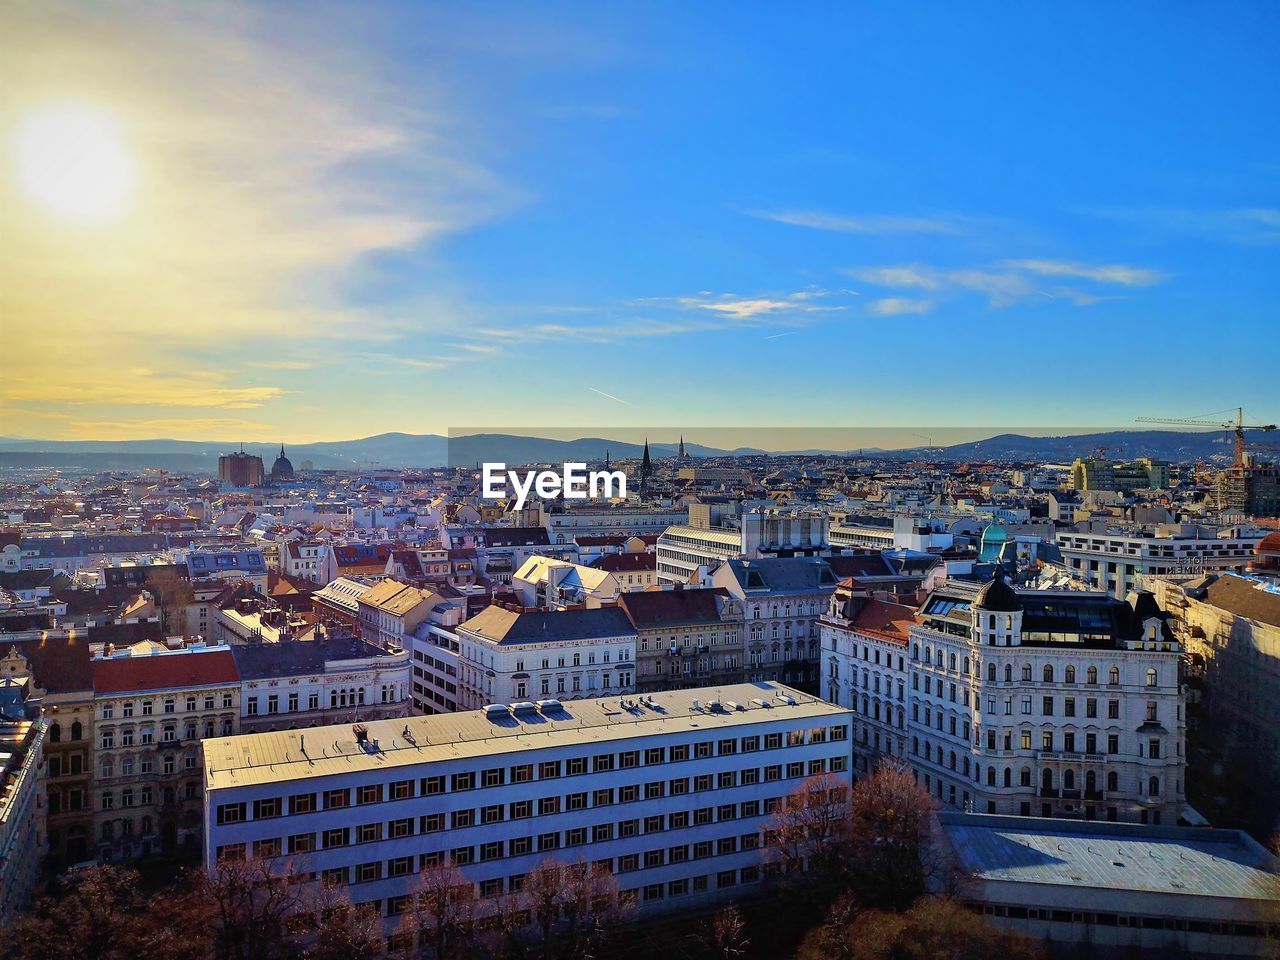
top-left (5, 2), bottom-right (1279, 443)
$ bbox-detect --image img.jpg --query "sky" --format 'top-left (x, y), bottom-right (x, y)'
top-left (3, 1), bottom-right (1278, 443)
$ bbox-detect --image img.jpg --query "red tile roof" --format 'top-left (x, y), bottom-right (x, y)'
top-left (593, 553), bottom-right (657, 573)
top-left (92, 648), bottom-right (239, 695)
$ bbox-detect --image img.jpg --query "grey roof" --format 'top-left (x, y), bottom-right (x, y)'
top-left (230, 638), bottom-right (392, 680)
top-left (460, 605), bottom-right (637, 646)
top-left (722, 557), bottom-right (841, 594)
top-left (19, 533), bottom-right (169, 558)
top-left (940, 812), bottom-right (1280, 902)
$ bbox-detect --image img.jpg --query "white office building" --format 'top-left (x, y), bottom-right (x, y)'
top-left (202, 683), bottom-right (854, 926)
top-left (1057, 522), bottom-right (1266, 598)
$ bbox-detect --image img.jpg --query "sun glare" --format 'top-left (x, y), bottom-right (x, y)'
top-left (14, 104), bottom-right (138, 223)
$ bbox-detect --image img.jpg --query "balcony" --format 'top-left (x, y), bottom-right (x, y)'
top-left (1039, 787), bottom-right (1059, 798)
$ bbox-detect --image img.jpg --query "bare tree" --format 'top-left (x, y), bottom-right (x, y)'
top-left (696, 905), bottom-right (750, 960)
top-left (767, 772), bottom-right (854, 879)
top-left (847, 760), bottom-right (938, 910)
top-left (3, 865), bottom-right (148, 960)
top-left (409, 858), bottom-right (476, 960)
top-left (194, 856), bottom-right (308, 960)
top-left (522, 857), bottom-right (628, 960)
top-left (309, 885), bottom-right (384, 960)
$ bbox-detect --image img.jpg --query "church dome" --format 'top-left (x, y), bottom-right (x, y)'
top-left (271, 445), bottom-right (295, 481)
top-left (974, 571), bottom-right (1022, 612)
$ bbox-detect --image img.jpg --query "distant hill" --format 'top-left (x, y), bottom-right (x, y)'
top-left (0, 428), bottom-right (1268, 472)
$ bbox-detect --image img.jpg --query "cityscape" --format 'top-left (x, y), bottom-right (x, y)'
top-left (4, 3), bottom-right (1280, 960)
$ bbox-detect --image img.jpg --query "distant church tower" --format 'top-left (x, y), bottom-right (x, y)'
top-left (678, 435), bottom-right (686, 459)
top-left (640, 438), bottom-right (652, 497)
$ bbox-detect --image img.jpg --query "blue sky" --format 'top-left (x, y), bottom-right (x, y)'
top-left (5, 2), bottom-right (1278, 441)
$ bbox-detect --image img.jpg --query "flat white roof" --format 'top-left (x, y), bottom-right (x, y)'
top-left (204, 681), bottom-right (847, 791)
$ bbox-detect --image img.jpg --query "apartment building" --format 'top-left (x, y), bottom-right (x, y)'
top-left (1057, 522), bottom-right (1266, 597)
top-left (619, 588), bottom-right (744, 693)
top-left (0, 635), bottom-right (95, 869)
top-left (708, 557), bottom-right (841, 692)
top-left (91, 643), bottom-right (240, 860)
top-left (905, 576), bottom-right (1185, 824)
top-left (656, 509), bottom-right (829, 585)
top-left (356, 579), bottom-right (438, 651)
top-left (232, 638), bottom-right (413, 733)
top-left (1149, 572), bottom-right (1280, 825)
top-left (454, 605), bottom-right (636, 708)
top-left (202, 683), bottom-right (853, 926)
top-left (407, 596), bottom-right (470, 715)
top-left (511, 556), bottom-right (620, 610)
top-left (591, 551), bottom-right (658, 591)
top-left (0, 673), bottom-right (46, 926)
top-left (542, 504), bottom-right (689, 541)
top-left (818, 580), bottom-right (916, 773)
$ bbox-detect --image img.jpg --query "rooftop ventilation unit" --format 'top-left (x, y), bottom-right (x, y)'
top-left (750, 698), bottom-right (772, 709)
top-left (777, 695), bottom-right (797, 706)
top-left (536, 699), bottom-right (564, 712)
top-left (706, 699), bottom-right (722, 712)
top-left (725, 700), bottom-right (743, 711)
top-left (482, 704), bottom-right (509, 719)
top-left (692, 699), bottom-right (701, 711)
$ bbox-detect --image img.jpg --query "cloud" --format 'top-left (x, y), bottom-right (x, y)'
top-left (248, 360), bottom-right (315, 370)
top-left (1002, 259), bottom-right (1166, 286)
top-left (849, 257), bottom-right (1165, 309)
top-left (869, 298), bottom-right (933, 317)
top-left (1081, 206), bottom-right (1280, 245)
top-left (3, 2), bottom-right (516, 437)
top-left (745, 209), bottom-right (965, 235)
top-left (678, 292), bottom-right (846, 320)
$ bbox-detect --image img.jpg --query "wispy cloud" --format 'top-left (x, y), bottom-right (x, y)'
top-left (677, 290), bottom-right (846, 320)
top-left (588, 387), bottom-right (634, 407)
top-left (248, 360), bottom-right (315, 370)
top-left (869, 298), bottom-right (934, 317)
top-left (1081, 206), bottom-right (1280, 245)
top-left (849, 257), bottom-right (1166, 309)
top-left (745, 208), bottom-right (966, 236)
top-left (1002, 259), bottom-right (1166, 286)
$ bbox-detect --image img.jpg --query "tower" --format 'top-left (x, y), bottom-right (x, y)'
top-left (678, 435), bottom-right (686, 459)
top-left (640, 438), bottom-right (652, 497)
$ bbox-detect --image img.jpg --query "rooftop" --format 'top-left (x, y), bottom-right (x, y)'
top-left (203, 681), bottom-right (845, 790)
top-left (940, 812), bottom-right (1280, 902)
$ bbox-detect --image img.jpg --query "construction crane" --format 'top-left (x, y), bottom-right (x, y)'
top-left (1135, 407), bottom-right (1276, 468)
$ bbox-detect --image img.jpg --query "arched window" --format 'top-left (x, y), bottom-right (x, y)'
top-left (1087, 666), bottom-right (1098, 685)
top-left (1041, 769), bottom-right (1053, 791)
top-left (1148, 776), bottom-right (1160, 796)
top-left (1020, 767), bottom-right (1032, 787)
top-left (987, 663), bottom-right (996, 681)
top-left (988, 768), bottom-right (997, 786)
top-left (1086, 771), bottom-right (1097, 792)
top-left (1003, 767), bottom-right (1012, 787)
top-left (1109, 666), bottom-right (1120, 685)
top-left (1065, 666), bottom-right (1076, 684)
top-left (1063, 770), bottom-right (1075, 790)
top-left (49, 722), bottom-right (61, 743)
top-left (1106, 771), bottom-right (1118, 791)
top-left (1021, 664), bottom-right (1032, 681)
top-left (1145, 668), bottom-right (1158, 687)
top-left (1004, 664), bottom-right (1013, 682)
top-left (71, 720), bottom-right (83, 741)
top-left (1043, 665), bottom-right (1054, 683)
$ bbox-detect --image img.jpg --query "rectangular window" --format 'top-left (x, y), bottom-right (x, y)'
top-left (253, 797), bottom-right (282, 820)
top-left (324, 789), bottom-right (349, 810)
top-left (216, 802), bottom-right (246, 825)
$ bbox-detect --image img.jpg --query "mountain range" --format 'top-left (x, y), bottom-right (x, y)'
top-left (0, 428), bottom-right (1271, 472)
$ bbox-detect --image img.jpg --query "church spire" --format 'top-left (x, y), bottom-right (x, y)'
top-left (640, 438), bottom-right (652, 497)
top-left (678, 434), bottom-right (685, 458)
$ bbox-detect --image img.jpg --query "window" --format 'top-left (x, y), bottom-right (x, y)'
top-left (1145, 668), bottom-right (1158, 687)
top-left (216, 802), bottom-right (246, 825)
top-left (324, 789), bottom-right (350, 810)
top-left (254, 797), bottom-right (282, 820)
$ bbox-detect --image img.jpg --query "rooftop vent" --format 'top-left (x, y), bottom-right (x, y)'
top-left (706, 699), bottom-right (722, 712)
top-left (536, 699), bottom-right (563, 713)
top-left (777, 695), bottom-right (797, 706)
top-left (482, 704), bottom-right (509, 719)
top-left (750, 698), bottom-right (772, 709)
top-left (511, 701), bottom-right (537, 714)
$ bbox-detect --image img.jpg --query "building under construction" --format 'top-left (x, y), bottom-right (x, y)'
top-left (1217, 459), bottom-right (1280, 517)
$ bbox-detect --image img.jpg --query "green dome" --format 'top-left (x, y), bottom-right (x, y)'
top-left (978, 523), bottom-right (1008, 562)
